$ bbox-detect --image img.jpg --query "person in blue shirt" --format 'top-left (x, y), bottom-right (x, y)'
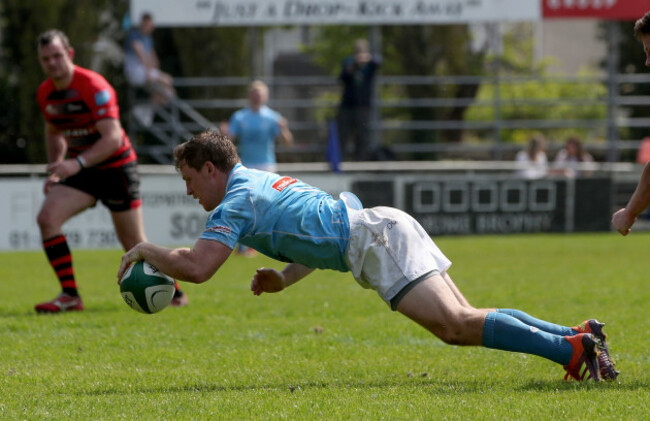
top-left (117, 130), bottom-right (617, 382)
top-left (222, 80), bottom-right (293, 173)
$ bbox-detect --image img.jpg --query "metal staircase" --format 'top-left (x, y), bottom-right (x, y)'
top-left (127, 86), bottom-right (219, 164)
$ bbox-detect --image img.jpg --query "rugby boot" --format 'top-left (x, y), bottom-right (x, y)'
top-left (169, 289), bottom-right (189, 307)
top-left (595, 339), bottom-right (620, 381)
top-left (563, 333), bottom-right (600, 382)
top-left (572, 319), bottom-right (611, 359)
top-left (35, 293), bottom-right (84, 313)
top-left (572, 319), bottom-right (617, 379)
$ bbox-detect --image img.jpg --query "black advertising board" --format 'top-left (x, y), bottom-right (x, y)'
top-left (353, 177), bottom-right (612, 235)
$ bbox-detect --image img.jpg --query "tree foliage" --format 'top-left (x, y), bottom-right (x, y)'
top-left (0, 0), bottom-right (128, 163)
top-left (0, 1), bottom-right (250, 163)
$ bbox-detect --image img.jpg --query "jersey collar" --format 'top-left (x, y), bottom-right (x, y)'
top-left (225, 163), bottom-right (244, 192)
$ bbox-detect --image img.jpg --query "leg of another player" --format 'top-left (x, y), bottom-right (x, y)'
top-left (38, 184), bottom-right (96, 241)
top-left (111, 207), bottom-right (146, 250)
top-left (35, 185), bottom-right (95, 311)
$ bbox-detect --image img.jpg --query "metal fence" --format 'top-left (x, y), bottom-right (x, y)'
top-left (127, 72), bottom-right (650, 164)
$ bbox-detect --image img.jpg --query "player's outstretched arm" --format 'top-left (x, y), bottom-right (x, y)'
top-left (251, 263), bottom-right (314, 296)
top-left (612, 162), bottom-right (650, 235)
top-left (118, 239), bottom-right (230, 284)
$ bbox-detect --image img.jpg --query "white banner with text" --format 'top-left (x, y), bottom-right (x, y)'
top-left (0, 173), bottom-right (349, 251)
top-left (130, 0), bottom-right (541, 27)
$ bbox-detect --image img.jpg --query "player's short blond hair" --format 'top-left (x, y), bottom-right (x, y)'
top-left (248, 80), bottom-right (268, 95)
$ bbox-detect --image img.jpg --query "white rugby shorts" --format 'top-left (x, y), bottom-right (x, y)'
top-left (345, 206), bottom-right (452, 306)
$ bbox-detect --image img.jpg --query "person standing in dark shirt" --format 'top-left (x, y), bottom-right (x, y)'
top-left (337, 39), bottom-right (382, 161)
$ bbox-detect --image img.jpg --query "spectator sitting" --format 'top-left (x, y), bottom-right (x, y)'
top-left (514, 135), bottom-right (548, 179)
top-left (552, 136), bottom-right (594, 178)
top-left (124, 12), bottom-right (175, 125)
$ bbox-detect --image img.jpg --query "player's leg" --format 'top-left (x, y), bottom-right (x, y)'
top-left (491, 309), bottom-right (617, 378)
top-left (350, 206), bottom-right (612, 380)
top-left (440, 272), bottom-right (477, 310)
top-left (396, 274), bottom-right (487, 345)
top-left (111, 207), bottom-right (146, 250)
top-left (495, 308), bottom-right (574, 336)
top-left (494, 309), bottom-right (610, 351)
top-left (397, 276), bottom-right (574, 363)
top-left (35, 184), bottom-right (96, 312)
top-left (397, 275), bottom-right (617, 380)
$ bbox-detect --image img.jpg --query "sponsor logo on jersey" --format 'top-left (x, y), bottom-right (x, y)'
top-left (94, 89), bottom-right (111, 106)
top-left (62, 127), bottom-right (95, 137)
top-left (205, 225), bottom-right (231, 235)
top-left (45, 104), bottom-right (59, 115)
top-left (272, 176), bottom-right (297, 192)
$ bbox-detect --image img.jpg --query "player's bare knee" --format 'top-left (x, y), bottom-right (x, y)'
top-left (436, 329), bottom-right (464, 345)
top-left (119, 236), bottom-right (145, 252)
top-left (36, 208), bottom-right (56, 231)
top-left (433, 323), bottom-right (469, 345)
top-left (434, 309), bottom-right (478, 346)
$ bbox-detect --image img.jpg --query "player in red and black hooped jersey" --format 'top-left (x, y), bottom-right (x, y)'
top-left (34, 29), bottom-right (188, 312)
top-left (37, 64), bottom-right (137, 170)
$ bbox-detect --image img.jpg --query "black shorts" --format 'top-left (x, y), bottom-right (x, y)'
top-left (61, 161), bottom-right (142, 212)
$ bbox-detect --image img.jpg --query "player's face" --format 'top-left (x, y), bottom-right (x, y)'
top-left (248, 87), bottom-right (268, 108)
top-left (642, 34), bottom-right (650, 67)
top-left (38, 37), bottom-right (74, 82)
top-left (180, 162), bottom-right (222, 211)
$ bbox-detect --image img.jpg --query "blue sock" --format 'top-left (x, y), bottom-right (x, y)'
top-left (497, 309), bottom-right (575, 337)
top-left (483, 312), bottom-right (573, 365)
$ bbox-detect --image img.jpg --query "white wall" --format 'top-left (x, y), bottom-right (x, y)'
top-left (0, 172), bottom-right (351, 251)
top-left (540, 19), bottom-right (607, 75)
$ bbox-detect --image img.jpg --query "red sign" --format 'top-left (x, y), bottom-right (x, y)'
top-left (272, 176), bottom-right (297, 192)
top-left (543, 0), bottom-right (650, 20)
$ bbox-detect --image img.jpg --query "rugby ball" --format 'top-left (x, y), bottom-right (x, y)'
top-left (120, 261), bottom-right (175, 314)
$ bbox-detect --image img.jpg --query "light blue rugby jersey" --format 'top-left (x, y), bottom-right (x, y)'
top-left (200, 164), bottom-right (351, 272)
top-left (229, 106), bottom-right (281, 166)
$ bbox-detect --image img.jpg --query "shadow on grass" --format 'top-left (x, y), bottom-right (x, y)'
top-left (518, 379), bottom-right (649, 391)
top-left (78, 378), bottom-right (481, 396)
top-left (78, 375), bottom-right (650, 397)
top-left (73, 377), bottom-right (599, 397)
top-left (0, 306), bottom-right (120, 319)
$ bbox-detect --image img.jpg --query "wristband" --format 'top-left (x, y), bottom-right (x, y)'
top-left (76, 155), bottom-right (87, 169)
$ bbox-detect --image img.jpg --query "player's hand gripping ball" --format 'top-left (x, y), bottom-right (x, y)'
top-left (119, 261), bottom-right (175, 314)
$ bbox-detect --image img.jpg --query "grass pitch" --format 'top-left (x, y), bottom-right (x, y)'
top-left (1, 232), bottom-right (649, 420)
